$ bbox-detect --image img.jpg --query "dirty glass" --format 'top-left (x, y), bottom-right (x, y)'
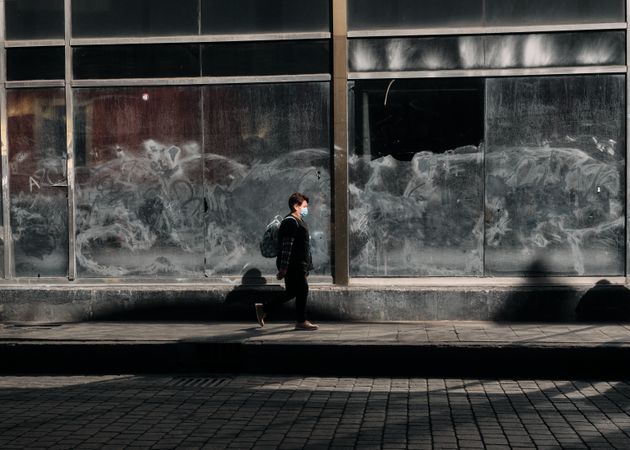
top-left (202, 41), bottom-right (330, 76)
top-left (348, 0), bottom-right (483, 31)
top-left (74, 87), bottom-right (204, 277)
top-left (73, 44), bottom-right (200, 79)
top-left (349, 79), bottom-right (484, 276)
top-left (485, 0), bottom-right (625, 26)
top-left (485, 75), bottom-right (625, 276)
top-left (72, 0), bottom-right (198, 38)
top-left (203, 82), bottom-right (331, 277)
top-left (202, 0), bottom-right (329, 34)
top-left (7, 47), bottom-right (65, 81)
top-left (7, 89), bottom-right (68, 277)
top-left (349, 31), bottom-right (625, 73)
top-left (5, 0), bottom-right (64, 40)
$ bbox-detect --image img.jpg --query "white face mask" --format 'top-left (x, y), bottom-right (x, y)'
top-left (300, 207), bottom-right (309, 218)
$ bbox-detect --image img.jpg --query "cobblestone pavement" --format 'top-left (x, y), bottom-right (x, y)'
top-left (0, 375), bottom-right (630, 449)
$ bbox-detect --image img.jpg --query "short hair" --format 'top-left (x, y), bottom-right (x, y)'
top-left (288, 192), bottom-right (309, 211)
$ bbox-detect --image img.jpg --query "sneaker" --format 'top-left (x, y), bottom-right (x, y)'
top-left (295, 320), bottom-right (319, 331)
top-left (255, 303), bottom-right (266, 327)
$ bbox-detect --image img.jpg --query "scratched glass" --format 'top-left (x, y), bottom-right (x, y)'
top-left (485, 75), bottom-right (625, 276)
top-left (5, 0), bottom-right (64, 40)
top-left (72, 0), bottom-right (198, 38)
top-left (201, 0), bottom-right (329, 34)
top-left (74, 87), bottom-right (204, 277)
top-left (348, 78), bottom-right (485, 276)
top-left (7, 89), bottom-right (68, 277)
top-left (203, 82), bottom-right (331, 277)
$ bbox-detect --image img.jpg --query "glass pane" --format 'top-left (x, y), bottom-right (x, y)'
top-left (203, 82), bottom-right (331, 277)
top-left (74, 87), bottom-right (204, 277)
top-left (349, 32), bottom-right (625, 72)
top-left (201, 0), bottom-right (329, 34)
top-left (483, 31), bottom-right (625, 69)
top-left (6, 0), bottom-right (64, 40)
top-left (485, 75), bottom-right (625, 276)
top-left (7, 47), bottom-right (65, 81)
top-left (349, 79), bottom-right (484, 276)
top-left (72, 0), bottom-right (198, 38)
top-left (202, 41), bottom-right (330, 76)
top-left (348, 0), bottom-right (483, 31)
top-left (74, 45), bottom-right (200, 79)
top-left (7, 89), bottom-right (68, 277)
top-left (486, 0), bottom-right (625, 26)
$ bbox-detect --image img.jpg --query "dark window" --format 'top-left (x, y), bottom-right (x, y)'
top-left (353, 78), bottom-right (484, 160)
top-left (5, 0), bottom-right (64, 40)
top-left (485, 0), bottom-right (625, 26)
top-left (202, 40), bottom-right (330, 76)
top-left (72, 0), bottom-right (198, 38)
top-left (348, 0), bottom-right (483, 31)
top-left (73, 45), bottom-right (200, 79)
top-left (348, 0), bottom-right (624, 31)
top-left (201, 0), bottom-right (330, 34)
top-left (7, 47), bottom-right (65, 81)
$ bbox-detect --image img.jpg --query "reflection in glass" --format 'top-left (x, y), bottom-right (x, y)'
top-left (74, 87), bottom-right (204, 277)
top-left (349, 31), bottom-right (625, 72)
top-left (349, 79), bottom-right (484, 276)
top-left (202, 41), bottom-right (330, 76)
top-left (485, 75), bottom-right (625, 276)
top-left (203, 83), bottom-right (331, 276)
top-left (72, 0), bottom-right (198, 38)
top-left (201, 0), bottom-right (329, 34)
top-left (74, 45), bottom-right (200, 79)
top-left (6, 0), bottom-right (64, 40)
top-left (7, 47), bottom-right (65, 81)
top-left (8, 89), bottom-right (68, 277)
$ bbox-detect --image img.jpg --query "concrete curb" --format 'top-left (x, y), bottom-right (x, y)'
top-left (2, 340), bottom-right (629, 379)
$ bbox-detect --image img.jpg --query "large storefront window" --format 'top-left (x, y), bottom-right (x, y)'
top-left (350, 74), bottom-right (626, 277)
top-left (203, 82), bottom-right (331, 276)
top-left (73, 83), bottom-right (331, 278)
top-left (485, 75), bottom-right (626, 276)
top-left (8, 89), bottom-right (68, 277)
top-left (74, 87), bottom-right (204, 277)
top-left (349, 79), bottom-right (484, 276)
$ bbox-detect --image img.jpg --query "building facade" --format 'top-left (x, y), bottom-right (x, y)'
top-left (0, 0), bottom-right (628, 322)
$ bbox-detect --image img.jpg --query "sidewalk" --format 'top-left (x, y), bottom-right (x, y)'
top-left (1, 321), bottom-right (630, 378)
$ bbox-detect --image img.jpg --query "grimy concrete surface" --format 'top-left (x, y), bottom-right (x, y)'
top-left (2, 321), bottom-right (630, 378)
top-left (2, 375), bottom-right (630, 449)
top-left (0, 278), bottom-right (625, 322)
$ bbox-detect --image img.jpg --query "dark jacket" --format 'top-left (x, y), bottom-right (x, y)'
top-left (276, 214), bottom-right (313, 272)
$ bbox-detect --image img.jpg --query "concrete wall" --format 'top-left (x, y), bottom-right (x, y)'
top-left (0, 281), bottom-right (627, 323)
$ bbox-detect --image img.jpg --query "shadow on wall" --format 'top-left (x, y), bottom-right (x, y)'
top-left (575, 279), bottom-right (630, 322)
top-left (493, 259), bottom-right (580, 322)
top-left (494, 259), bottom-right (630, 322)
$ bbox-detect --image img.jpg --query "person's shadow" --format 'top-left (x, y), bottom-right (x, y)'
top-left (223, 268), bottom-right (289, 321)
top-left (576, 279), bottom-right (630, 322)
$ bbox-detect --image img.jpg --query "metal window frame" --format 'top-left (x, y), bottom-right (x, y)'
top-left (0, 0), bottom-right (627, 284)
top-left (348, 22), bottom-right (627, 38)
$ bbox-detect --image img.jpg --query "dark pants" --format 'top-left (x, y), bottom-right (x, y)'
top-left (263, 269), bottom-right (309, 322)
